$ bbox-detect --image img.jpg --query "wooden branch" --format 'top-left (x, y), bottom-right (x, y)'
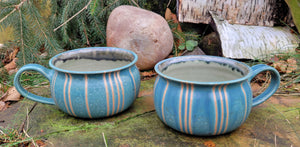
top-left (0, 0), bottom-right (27, 23)
top-left (53, 0), bottom-right (92, 32)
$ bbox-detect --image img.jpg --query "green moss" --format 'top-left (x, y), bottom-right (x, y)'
top-left (139, 77), bottom-right (155, 92)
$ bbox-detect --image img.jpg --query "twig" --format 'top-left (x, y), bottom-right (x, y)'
top-left (19, 102), bottom-right (38, 133)
top-left (130, 0), bottom-right (140, 7)
top-left (257, 72), bottom-right (271, 94)
top-left (102, 132), bottom-right (108, 147)
top-left (97, 0), bottom-right (120, 17)
top-left (0, 92), bottom-right (8, 101)
top-left (26, 107), bottom-right (29, 131)
top-left (23, 129), bottom-right (37, 147)
top-left (274, 134), bottom-right (277, 147)
top-left (53, 0), bottom-right (92, 32)
top-left (167, 0), bottom-right (172, 8)
top-left (81, 19), bottom-right (90, 46)
top-left (0, 0), bottom-right (27, 23)
top-left (93, 20), bottom-right (106, 40)
top-left (273, 93), bottom-right (300, 96)
top-left (19, 8), bottom-right (26, 65)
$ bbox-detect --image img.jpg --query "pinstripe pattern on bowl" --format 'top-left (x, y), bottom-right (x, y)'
top-left (154, 55), bottom-right (280, 136)
top-left (14, 47), bottom-right (140, 118)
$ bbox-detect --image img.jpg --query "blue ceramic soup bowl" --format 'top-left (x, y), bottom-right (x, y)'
top-left (14, 47), bottom-right (140, 118)
top-left (154, 55), bottom-right (280, 136)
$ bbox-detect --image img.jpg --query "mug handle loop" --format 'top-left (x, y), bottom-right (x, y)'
top-left (14, 64), bottom-right (55, 105)
top-left (249, 64), bottom-right (280, 107)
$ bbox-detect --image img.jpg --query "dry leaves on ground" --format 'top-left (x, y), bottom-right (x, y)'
top-left (0, 46), bottom-right (22, 111)
top-left (0, 86), bottom-right (22, 111)
top-left (272, 57), bottom-right (298, 74)
top-left (204, 140), bottom-right (216, 147)
top-left (165, 8), bottom-right (182, 32)
top-left (258, 55), bottom-right (300, 94)
top-left (1, 46), bottom-right (19, 75)
top-left (141, 70), bottom-right (157, 80)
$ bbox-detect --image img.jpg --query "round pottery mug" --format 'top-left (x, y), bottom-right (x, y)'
top-left (154, 55), bottom-right (280, 136)
top-left (14, 47), bottom-right (140, 118)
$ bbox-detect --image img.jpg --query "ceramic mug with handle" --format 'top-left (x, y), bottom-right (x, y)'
top-left (154, 55), bottom-right (280, 136)
top-left (14, 47), bottom-right (140, 119)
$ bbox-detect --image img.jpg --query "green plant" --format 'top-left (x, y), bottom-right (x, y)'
top-left (178, 40), bottom-right (198, 51)
top-left (19, 71), bottom-right (49, 87)
top-left (0, 127), bottom-right (34, 146)
top-left (167, 20), bottom-right (200, 56)
top-left (0, 0), bottom-right (148, 66)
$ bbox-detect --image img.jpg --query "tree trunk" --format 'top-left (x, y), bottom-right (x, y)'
top-left (177, 0), bottom-right (294, 27)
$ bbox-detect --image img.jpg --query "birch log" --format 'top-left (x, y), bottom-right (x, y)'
top-left (209, 11), bottom-right (299, 59)
top-left (177, 0), bottom-right (294, 27)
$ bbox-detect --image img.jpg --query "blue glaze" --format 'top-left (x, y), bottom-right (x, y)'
top-left (154, 55), bottom-right (280, 136)
top-left (14, 47), bottom-right (140, 118)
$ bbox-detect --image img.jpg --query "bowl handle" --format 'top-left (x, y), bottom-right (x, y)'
top-left (249, 64), bottom-right (280, 107)
top-left (14, 64), bottom-right (55, 105)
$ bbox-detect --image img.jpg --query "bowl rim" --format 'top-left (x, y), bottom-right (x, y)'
top-left (49, 47), bottom-right (138, 74)
top-left (154, 55), bottom-right (252, 85)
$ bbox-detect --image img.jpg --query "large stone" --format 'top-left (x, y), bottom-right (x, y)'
top-left (106, 5), bottom-right (173, 70)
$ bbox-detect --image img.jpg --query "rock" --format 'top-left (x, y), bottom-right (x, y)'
top-left (182, 46), bottom-right (206, 56)
top-left (106, 5), bottom-right (173, 70)
top-left (199, 32), bottom-right (222, 56)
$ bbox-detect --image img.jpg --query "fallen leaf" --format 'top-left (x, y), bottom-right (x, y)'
top-left (141, 70), bottom-right (157, 78)
top-left (165, 8), bottom-right (182, 32)
top-left (3, 86), bottom-right (21, 102)
top-left (9, 47), bottom-right (20, 60)
top-left (165, 8), bottom-right (172, 20)
top-left (8, 68), bottom-right (18, 75)
top-left (3, 46), bottom-right (19, 65)
top-left (35, 140), bottom-right (46, 147)
top-left (0, 101), bottom-right (6, 111)
top-left (270, 55), bottom-right (280, 62)
top-left (272, 60), bottom-right (288, 73)
top-left (4, 58), bottom-right (18, 71)
top-left (204, 140), bottom-right (216, 147)
top-left (286, 58), bottom-right (297, 74)
top-left (138, 90), bottom-right (153, 97)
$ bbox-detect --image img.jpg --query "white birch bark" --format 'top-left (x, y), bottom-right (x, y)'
top-left (209, 11), bottom-right (299, 59)
top-left (177, 0), bottom-right (294, 27)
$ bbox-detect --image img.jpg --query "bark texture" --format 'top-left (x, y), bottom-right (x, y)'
top-left (210, 11), bottom-right (299, 59)
top-left (177, 0), bottom-right (294, 26)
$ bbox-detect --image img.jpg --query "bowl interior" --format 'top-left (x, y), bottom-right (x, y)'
top-left (155, 56), bottom-right (251, 84)
top-left (50, 47), bottom-right (137, 73)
